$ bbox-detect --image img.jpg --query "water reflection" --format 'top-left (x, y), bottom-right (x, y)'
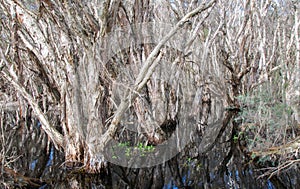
top-left (1, 110), bottom-right (300, 188)
top-left (46, 147), bottom-right (54, 167)
top-left (29, 159), bottom-right (38, 171)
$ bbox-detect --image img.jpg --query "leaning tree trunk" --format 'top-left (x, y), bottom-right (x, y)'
top-left (0, 0), bottom-right (217, 173)
top-left (0, 0), bottom-right (111, 172)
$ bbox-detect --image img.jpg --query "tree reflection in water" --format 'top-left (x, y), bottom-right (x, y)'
top-left (2, 109), bottom-right (299, 188)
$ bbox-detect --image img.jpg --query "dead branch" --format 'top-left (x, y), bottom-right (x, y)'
top-left (97, 0), bottom-right (217, 151)
top-left (0, 48), bottom-right (64, 150)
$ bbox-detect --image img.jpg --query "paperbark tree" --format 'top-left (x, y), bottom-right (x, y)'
top-left (0, 0), bottom-right (299, 185)
top-left (0, 0), bottom-right (217, 173)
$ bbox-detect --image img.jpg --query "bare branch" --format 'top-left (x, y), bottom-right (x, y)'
top-left (98, 0), bottom-right (217, 150)
top-left (0, 48), bottom-right (64, 150)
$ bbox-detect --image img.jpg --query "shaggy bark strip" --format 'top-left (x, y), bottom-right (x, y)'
top-left (0, 49), bottom-right (64, 149)
top-left (97, 0), bottom-right (217, 152)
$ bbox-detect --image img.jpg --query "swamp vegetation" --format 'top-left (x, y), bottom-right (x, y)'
top-left (0, 0), bottom-right (299, 188)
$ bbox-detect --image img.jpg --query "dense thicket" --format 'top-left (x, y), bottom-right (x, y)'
top-left (0, 0), bottom-right (299, 188)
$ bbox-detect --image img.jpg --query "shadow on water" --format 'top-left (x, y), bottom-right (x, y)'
top-left (1, 111), bottom-right (300, 189)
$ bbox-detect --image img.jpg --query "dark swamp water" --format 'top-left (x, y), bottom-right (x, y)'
top-left (2, 109), bottom-right (300, 189)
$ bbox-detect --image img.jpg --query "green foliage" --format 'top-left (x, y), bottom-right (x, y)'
top-left (118, 141), bottom-right (130, 147)
top-left (182, 157), bottom-right (202, 172)
top-left (233, 131), bottom-right (245, 143)
top-left (233, 135), bottom-right (239, 143)
top-left (112, 142), bottom-right (156, 159)
top-left (125, 148), bottom-right (131, 157)
top-left (236, 78), bottom-right (297, 154)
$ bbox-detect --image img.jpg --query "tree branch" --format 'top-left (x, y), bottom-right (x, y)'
top-left (0, 48), bottom-right (64, 150)
top-left (97, 0), bottom-right (217, 151)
